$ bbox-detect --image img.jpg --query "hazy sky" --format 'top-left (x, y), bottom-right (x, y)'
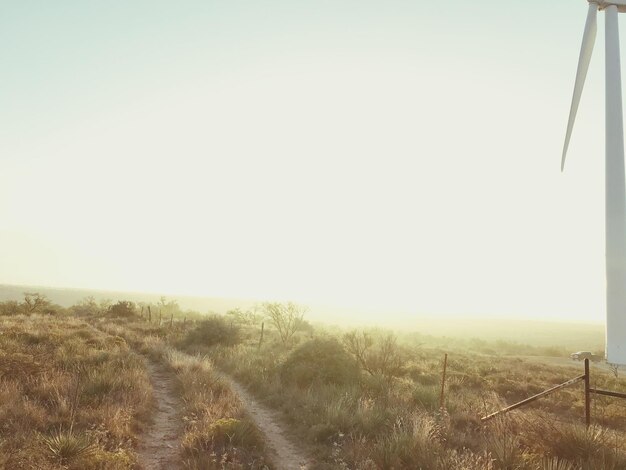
top-left (0, 1), bottom-right (620, 322)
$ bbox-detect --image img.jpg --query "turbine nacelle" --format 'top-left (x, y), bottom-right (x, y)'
top-left (591, 0), bottom-right (626, 13)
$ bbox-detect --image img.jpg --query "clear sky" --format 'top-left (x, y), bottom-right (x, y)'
top-left (0, 1), bottom-right (620, 322)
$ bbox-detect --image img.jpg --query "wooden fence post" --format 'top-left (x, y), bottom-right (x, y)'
top-left (439, 353), bottom-right (448, 410)
top-left (170, 314), bottom-right (173, 328)
top-left (584, 358), bottom-right (591, 427)
top-left (148, 306), bottom-right (152, 323)
top-left (258, 322), bottom-right (264, 349)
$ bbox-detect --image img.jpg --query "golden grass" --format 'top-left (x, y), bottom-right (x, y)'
top-left (5, 308), bottom-right (624, 470)
top-left (205, 324), bottom-right (626, 469)
top-left (98, 319), bottom-right (272, 469)
top-left (0, 314), bottom-right (151, 469)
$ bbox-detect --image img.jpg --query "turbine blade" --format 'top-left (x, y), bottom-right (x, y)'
top-left (604, 5), bottom-right (626, 365)
top-left (562, 3), bottom-right (597, 171)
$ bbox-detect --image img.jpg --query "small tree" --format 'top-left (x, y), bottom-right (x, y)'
top-left (22, 292), bottom-right (51, 314)
top-left (262, 302), bottom-right (308, 346)
top-left (226, 307), bottom-right (263, 325)
top-left (71, 296), bottom-right (99, 316)
top-left (152, 296), bottom-right (181, 317)
top-left (343, 331), bottom-right (405, 379)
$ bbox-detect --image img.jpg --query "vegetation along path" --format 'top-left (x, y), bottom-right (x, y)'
top-left (225, 376), bottom-right (312, 470)
top-left (137, 359), bottom-right (182, 470)
top-left (138, 352), bottom-right (311, 469)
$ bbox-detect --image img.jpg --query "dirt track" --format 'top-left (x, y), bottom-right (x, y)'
top-left (225, 377), bottom-right (312, 470)
top-left (515, 355), bottom-right (618, 374)
top-left (138, 355), bottom-right (311, 470)
top-left (137, 359), bottom-right (182, 470)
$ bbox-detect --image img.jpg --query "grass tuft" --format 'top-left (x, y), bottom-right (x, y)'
top-left (42, 429), bottom-right (94, 464)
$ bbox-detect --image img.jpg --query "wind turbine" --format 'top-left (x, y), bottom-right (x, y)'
top-left (563, 0), bottom-right (626, 365)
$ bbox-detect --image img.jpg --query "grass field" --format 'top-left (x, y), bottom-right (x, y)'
top-left (96, 319), bottom-right (272, 470)
top-left (1, 296), bottom-right (625, 469)
top-left (0, 314), bottom-right (150, 469)
top-left (210, 324), bottom-right (626, 469)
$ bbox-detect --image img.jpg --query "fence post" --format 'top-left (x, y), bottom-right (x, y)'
top-left (170, 314), bottom-right (173, 328)
top-left (258, 322), bottom-right (264, 349)
top-left (148, 306), bottom-right (152, 323)
top-left (584, 358), bottom-right (591, 427)
top-left (439, 353), bottom-right (448, 410)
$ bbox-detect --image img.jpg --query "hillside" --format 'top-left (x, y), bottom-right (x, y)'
top-left (0, 284), bottom-right (605, 351)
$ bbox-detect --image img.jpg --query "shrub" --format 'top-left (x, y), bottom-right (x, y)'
top-left (0, 300), bottom-right (20, 316)
top-left (411, 385), bottom-right (441, 411)
top-left (280, 338), bottom-right (359, 387)
top-left (182, 315), bottom-right (240, 348)
top-left (107, 301), bottom-right (136, 318)
top-left (71, 297), bottom-right (100, 316)
top-left (206, 418), bottom-right (262, 448)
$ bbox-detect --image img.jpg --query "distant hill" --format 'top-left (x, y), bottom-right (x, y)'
top-left (0, 283), bottom-right (257, 315)
top-left (0, 283), bottom-right (604, 350)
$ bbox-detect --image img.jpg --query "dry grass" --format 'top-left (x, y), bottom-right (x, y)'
top-left (4, 307), bottom-right (624, 470)
top-left (204, 323), bottom-right (626, 469)
top-left (91, 314), bottom-right (626, 469)
top-left (98, 320), bottom-right (272, 469)
top-left (0, 314), bottom-right (151, 469)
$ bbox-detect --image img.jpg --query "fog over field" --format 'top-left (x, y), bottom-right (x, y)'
top-left (0, 283), bottom-right (604, 351)
top-left (0, 1), bottom-right (617, 328)
top-left (2, 3), bottom-right (625, 468)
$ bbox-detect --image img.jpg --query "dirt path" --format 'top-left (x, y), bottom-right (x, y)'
top-left (224, 377), bottom-right (312, 470)
top-left (137, 359), bottom-right (182, 470)
top-left (90, 323), bottom-right (310, 469)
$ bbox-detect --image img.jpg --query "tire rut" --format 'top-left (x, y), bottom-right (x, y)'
top-left (223, 377), bottom-right (313, 470)
top-left (137, 359), bottom-right (182, 470)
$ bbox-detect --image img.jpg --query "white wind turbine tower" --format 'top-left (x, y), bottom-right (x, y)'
top-left (563, 0), bottom-right (626, 365)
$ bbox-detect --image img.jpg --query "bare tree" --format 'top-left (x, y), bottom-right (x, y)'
top-left (343, 331), bottom-right (405, 379)
top-left (22, 292), bottom-right (51, 314)
top-left (343, 330), bottom-right (375, 375)
top-left (262, 302), bottom-right (307, 345)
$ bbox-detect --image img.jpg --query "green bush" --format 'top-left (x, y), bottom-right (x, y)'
top-left (280, 338), bottom-right (359, 387)
top-left (182, 315), bottom-right (240, 348)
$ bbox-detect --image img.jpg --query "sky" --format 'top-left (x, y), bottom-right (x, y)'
top-left (0, 0), bottom-right (621, 322)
